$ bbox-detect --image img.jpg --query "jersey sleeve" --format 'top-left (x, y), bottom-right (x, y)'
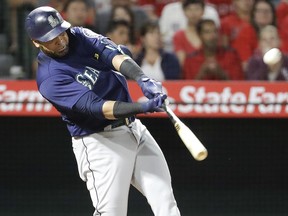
top-left (39, 73), bottom-right (95, 111)
top-left (75, 27), bottom-right (124, 69)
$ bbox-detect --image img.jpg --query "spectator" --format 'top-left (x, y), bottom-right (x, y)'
top-left (137, 0), bottom-right (178, 17)
top-left (8, 0), bottom-right (37, 54)
top-left (111, 4), bottom-right (134, 22)
top-left (38, 0), bottom-right (96, 26)
top-left (183, 19), bottom-right (243, 80)
top-left (276, 0), bottom-right (288, 25)
top-left (276, 0), bottom-right (288, 53)
top-left (105, 19), bottom-right (135, 57)
top-left (93, 0), bottom-right (111, 13)
top-left (135, 21), bottom-right (181, 81)
top-left (220, 0), bottom-right (254, 46)
top-left (251, 0), bottom-right (277, 34)
top-left (173, 0), bottom-right (219, 66)
top-left (206, 0), bottom-right (234, 18)
top-left (140, 4), bottom-right (159, 21)
top-left (95, 0), bottom-right (149, 39)
top-left (7, 0), bottom-right (37, 78)
top-left (159, 0), bottom-right (187, 52)
top-left (106, 19), bottom-right (131, 45)
top-left (109, 5), bottom-right (136, 43)
top-left (159, 0), bottom-right (220, 52)
top-left (234, 0), bottom-right (277, 70)
top-left (38, 0), bottom-right (68, 12)
top-left (172, 0), bottom-right (205, 67)
top-left (280, 26), bottom-right (288, 53)
top-left (63, 0), bottom-right (97, 31)
top-left (246, 25), bottom-right (288, 81)
top-left (272, 0), bottom-right (281, 6)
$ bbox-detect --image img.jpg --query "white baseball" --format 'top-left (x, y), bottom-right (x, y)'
top-left (263, 48), bottom-right (282, 65)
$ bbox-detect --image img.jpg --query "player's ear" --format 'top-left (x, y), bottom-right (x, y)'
top-left (32, 40), bottom-right (40, 48)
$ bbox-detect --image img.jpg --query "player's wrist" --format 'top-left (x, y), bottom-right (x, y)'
top-left (119, 58), bottom-right (145, 81)
top-left (136, 76), bottom-right (149, 84)
top-left (113, 101), bottom-right (143, 118)
top-left (141, 94), bottom-right (167, 113)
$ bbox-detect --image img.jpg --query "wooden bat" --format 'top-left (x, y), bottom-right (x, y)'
top-left (162, 103), bottom-right (208, 161)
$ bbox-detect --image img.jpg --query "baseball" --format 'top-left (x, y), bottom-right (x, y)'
top-left (263, 48), bottom-right (282, 65)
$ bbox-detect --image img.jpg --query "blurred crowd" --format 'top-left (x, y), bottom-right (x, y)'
top-left (1, 0), bottom-right (288, 81)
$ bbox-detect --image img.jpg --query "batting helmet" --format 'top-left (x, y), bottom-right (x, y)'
top-left (25, 6), bottom-right (71, 42)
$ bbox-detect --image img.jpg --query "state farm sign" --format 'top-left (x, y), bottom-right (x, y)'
top-left (128, 81), bottom-right (288, 118)
top-left (0, 80), bottom-right (287, 117)
top-left (0, 81), bottom-right (56, 116)
top-left (176, 86), bottom-right (288, 114)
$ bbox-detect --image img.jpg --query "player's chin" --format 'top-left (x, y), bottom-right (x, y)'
top-left (57, 47), bottom-right (69, 57)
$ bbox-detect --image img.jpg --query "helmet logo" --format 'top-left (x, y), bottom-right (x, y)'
top-left (48, 15), bottom-right (60, 28)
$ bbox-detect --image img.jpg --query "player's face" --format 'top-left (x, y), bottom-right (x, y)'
top-left (34, 32), bottom-right (69, 58)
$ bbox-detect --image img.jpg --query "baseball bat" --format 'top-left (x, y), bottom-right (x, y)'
top-left (162, 103), bottom-right (208, 161)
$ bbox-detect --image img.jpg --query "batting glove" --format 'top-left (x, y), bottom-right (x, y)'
top-left (137, 77), bottom-right (163, 99)
top-left (141, 94), bottom-right (167, 113)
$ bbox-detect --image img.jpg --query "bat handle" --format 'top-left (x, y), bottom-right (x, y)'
top-left (162, 100), bottom-right (179, 122)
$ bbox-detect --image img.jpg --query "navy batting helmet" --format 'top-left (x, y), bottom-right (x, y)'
top-left (25, 6), bottom-right (71, 42)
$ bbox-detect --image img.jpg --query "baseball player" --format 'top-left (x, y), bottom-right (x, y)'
top-left (25, 6), bottom-right (181, 216)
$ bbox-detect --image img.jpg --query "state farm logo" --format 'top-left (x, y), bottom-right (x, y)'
top-left (0, 84), bottom-right (53, 113)
top-left (167, 86), bottom-right (288, 114)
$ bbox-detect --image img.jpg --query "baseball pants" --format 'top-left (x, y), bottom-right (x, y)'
top-left (72, 119), bottom-right (181, 216)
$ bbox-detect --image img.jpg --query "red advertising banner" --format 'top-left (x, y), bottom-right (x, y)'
top-left (0, 80), bottom-right (288, 118)
top-left (0, 80), bottom-right (56, 116)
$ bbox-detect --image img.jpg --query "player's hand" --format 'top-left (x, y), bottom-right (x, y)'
top-left (137, 77), bottom-right (163, 99)
top-left (141, 94), bottom-right (167, 113)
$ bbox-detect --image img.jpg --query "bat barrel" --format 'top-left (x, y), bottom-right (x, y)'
top-left (195, 150), bottom-right (208, 161)
top-left (164, 104), bottom-right (208, 161)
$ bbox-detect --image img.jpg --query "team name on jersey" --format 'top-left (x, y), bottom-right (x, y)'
top-left (76, 66), bottom-right (100, 90)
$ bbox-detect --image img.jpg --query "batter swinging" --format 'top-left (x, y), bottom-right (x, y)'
top-left (25, 6), bottom-right (181, 216)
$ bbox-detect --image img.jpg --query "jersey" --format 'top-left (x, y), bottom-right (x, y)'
top-left (36, 27), bottom-right (132, 137)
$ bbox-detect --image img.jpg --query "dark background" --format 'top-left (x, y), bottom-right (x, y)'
top-left (0, 117), bottom-right (288, 216)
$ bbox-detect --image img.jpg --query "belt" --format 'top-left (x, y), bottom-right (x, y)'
top-left (102, 116), bottom-right (135, 131)
top-left (73, 117), bottom-right (135, 139)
